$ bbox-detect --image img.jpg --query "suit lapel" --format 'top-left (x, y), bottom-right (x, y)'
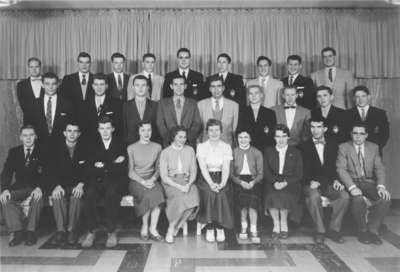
top-left (142, 99), bottom-right (152, 121)
top-left (364, 143), bottom-right (373, 175)
top-left (181, 98), bottom-right (190, 124)
top-left (349, 144), bottom-right (362, 176)
top-left (168, 98), bottom-right (178, 124)
top-left (291, 107), bottom-right (301, 132)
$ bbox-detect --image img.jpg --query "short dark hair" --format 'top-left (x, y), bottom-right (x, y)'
top-left (177, 48), bottom-right (191, 58)
top-left (28, 57), bottom-right (41, 66)
top-left (217, 53), bottom-right (231, 63)
top-left (274, 124), bottom-right (290, 137)
top-left (236, 128), bottom-right (252, 140)
top-left (321, 47), bottom-right (336, 56)
top-left (282, 85), bottom-right (297, 94)
top-left (98, 116), bottom-right (114, 127)
top-left (352, 85), bottom-right (370, 96)
top-left (206, 118), bottom-right (223, 132)
top-left (138, 121), bottom-right (152, 129)
top-left (256, 56), bottom-right (272, 66)
top-left (64, 121), bottom-right (80, 131)
top-left (309, 116), bottom-right (327, 127)
top-left (351, 122), bottom-right (368, 132)
top-left (208, 75), bottom-right (224, 87)
top-left (42, 72), bottom-right (59, 83)
top-left (20, 124), bottom-right (36, 134)
top-left (169, 125), bottom-right (188, 144)
top-left (286, 55), bottom-right (302, 64)
top-left (77, 52), bottom-right (91, 62)
top-left (111, 52), bottom-right (126, 62)
top-left (171, 74), bottom-right (187, 84)
top-left (316, 85), bottom-right (333, 95)
top-left (247, 84), bottom-right (263, 95)
top-left (93, 73), bottom-right (108, 84)
top-left (142, 53), bottom-right (156, 61)
top-left (132, 74), bottom-right (149, 86)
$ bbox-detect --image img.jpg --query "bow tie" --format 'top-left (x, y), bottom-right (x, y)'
top-left (313, 139), bottom-right (326, 145)
top-left (31, 77), bottom-right (42, 82)
top-left (284, 106), bottom-right (296, 109)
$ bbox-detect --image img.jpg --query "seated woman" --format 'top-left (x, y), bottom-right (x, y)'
top-left (197, 118), bottom-right (234, 243)
top-left (127, 121), bottom-right (165, 242)
top-left (231, 129), bottom-right (263, 242)
top-left (160, 126), bottom-right (200, 243)
top-left (264, 124), bottom-right (303, 239)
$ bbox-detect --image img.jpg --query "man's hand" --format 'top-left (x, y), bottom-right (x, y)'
top-left (350, 187), bottom-right (362, 196)
top-left (52, 185), bottom-right (65, 200)
top-left (72, 182), bottom-right (84, 198)
top-left (378, 187), bottom-right (391, 201)
top-left (114, 156), bottom-right (125, 164)
top-left (94, 161), bottom-right (104, 168)
top-left (31, 187), bottom-right (43, 201)
top-left (0, 190), bottom-right (11, 204)
top-left (333, 180), bottom-right (345, 191)
top-left (310, 181), bottom-right (320, 190)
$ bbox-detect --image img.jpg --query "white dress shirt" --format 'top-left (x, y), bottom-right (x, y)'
top-left (313, 138), bottom-right (325, 165)
top-left (103, 139), bottom-right (112, 150)
top-left (276, 145), bottom-right (288, 175)
top-left (44, 94), bottom-right (57, 125)
top-left (79, 72), bottom-right (89, 98)
top-left (30, 77), bottom-right (42, 98)
top-left (95, 95), bottom-right (105, 110)
top-left (325, 66), bottom-right (336, 82)
top-left (288, 73), bottom-right (299, 85)
top-left (357, 105), bottom-right (370, 120)
top-left (179, 68), bottom-right (189, 79)
top-left (211, 97), bottom-right (224, 111)
top-left (219, 71), bottom-right (228, 81)
top-left (239, 149), bottom-right (251, 175)
top-left (113, 72), bottom-right (124, 86)
top-left (284, 103), bottom-right (297, 130)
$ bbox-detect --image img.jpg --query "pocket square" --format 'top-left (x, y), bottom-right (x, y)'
top-left (60, 112), bottom-right (67, 116)
top-left (296, 86), bottom-right (305, 89)
top-left (78, 160), bottom-right (85, 164)
top-left (106, 111), bottom-right (113, 114)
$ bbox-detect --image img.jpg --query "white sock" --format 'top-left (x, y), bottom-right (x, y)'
top-left (280, 219), bottom-right (288, 232)
top-left (250, 224), bottom-right (257, 233)
top-left (241, 221), bottom-right (248, 231)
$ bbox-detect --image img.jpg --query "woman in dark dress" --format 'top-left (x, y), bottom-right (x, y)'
top-left (264, 124), bottom-right (303, 239)
top-left (231, 129), bottom-right (263, 242)
top-left (238, 85), bottom-right (277, 151)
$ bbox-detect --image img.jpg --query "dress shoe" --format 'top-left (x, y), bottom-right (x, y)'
top-left (25, 231), bottom-right (37, 246)
top-left (53, 231), bottom-right (66, 246)
top-left (313, 233), bottom-right (325, 244)
top-left (368, 232), bottom-right (383, 245)
top-left (279, 231), bottom-right (289, 239)
top-left (67, 231), bottom-right (78, 245)
top-left (357, 231), bottom-right (370, 244)
top-left (271, 232), bottom-right (280, 239)
top-left (149, 232), bottom-right (164, 242)
top-left (106, 232), bottom-right (118, 248)
top-left (327, 231), bottom-right (344, 244)
top-left (9, 231), bottom-right (24, 247)
top-left (81, 232), bottom-right (95, 248)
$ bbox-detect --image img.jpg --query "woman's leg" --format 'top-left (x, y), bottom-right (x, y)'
top-left (176, 207), bottom-right (195, 231)
top-left (248, 208), bottom-right (258, 234)
top-left (240, 208), bottom-right (248, 233)
top-left (149, 206), bottom-right (161, 236)
top-left (280, 209), bottom-right (288, 232)
top-left (141, 211), bottom-right (150, 235)
top-left (269, 208), bottom-right (280, 233)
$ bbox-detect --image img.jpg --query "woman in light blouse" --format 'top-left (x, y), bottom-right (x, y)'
top-left (197, 118), bottom-right (234, 243)
top-left (160, 126), bottom-right (200, 243)
top-left (264, 124), bottom-right (303, 239)
top-left (127, 121), bottom-right (165, 242)
top-left (231, 129), bottom-right (263, 242)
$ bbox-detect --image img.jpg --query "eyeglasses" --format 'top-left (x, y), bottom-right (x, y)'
top-left (352, 132), bottom-right (367, 135)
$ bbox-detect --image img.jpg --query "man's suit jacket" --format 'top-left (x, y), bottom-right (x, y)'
top-left (336, 141), bottom-right (385, 189)
top-left (127, 72), bottom-right (164, 101)
top-left (162, 69), bottom-right (205, 101)
top-left (106, 73), bottom-right (130, 101)
top-left (300, 139), bottom-right (338, 192)
top-left (272, 104), bottom-right (311, 146)
top-left (205, 73), bottom-right (246, 107)
top-left (1, 145), bottom-right (44, 191)
top-left (88, 137), bottom-right (127, 186)
top-left (237, 105), bottom-right (277, 151)
top-left (311, 105), bottom-right (347, 143)
top-left (310, 68), bottom-right (354, 109)
top-left (60, 72), bottom-right (94, 109)
top-left (122, 98), bottom-right (160, 144)
top-left (48, 141), bottom-right (88, 191)
top-left (27, 95), bottom-right (74, 146)
top-left (79, 95), bottom-right (123, 143)
top-left (345, 106), bottom-right (390, 151)
top-left (246, 76), bottom-right (283, 108)
top-left (197, 98), bottom-right (239, 145)
top-left (281, 75), bottom-right (316, 110)
top-left (16, 77), bottom-right (44, 123)
top-left (156, 97), bottom-right (202, 147)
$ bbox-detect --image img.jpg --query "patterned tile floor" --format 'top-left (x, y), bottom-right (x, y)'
top-left (0, 208), bottom-right (399, 272)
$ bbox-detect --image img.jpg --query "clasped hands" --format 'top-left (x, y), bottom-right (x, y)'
top-left (273, 181), bottom-right (288, 190)
top-left (240, 180), bottom-right (255, 190)
top-left (209, 182), bottom-right (226, 192)
top-left (94, 156), bottom-right (125, 168)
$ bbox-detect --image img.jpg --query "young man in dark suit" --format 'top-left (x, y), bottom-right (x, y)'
top-left (205, 53), bottom-right (246, 107)
top-left (162, 48), bottom-right (205, 100)
top-left (282, 55), bottom-right (316, 110)
top-left (345, 85), bottom-right (389, 153)
top-left (311, 86), bottom-right (347, 143)
top-left (106, 52), bottom-right (130, 101)
top-left (157, 75), bottom-right (202, 147)
top-left (81, 117), bottom-right (127, 248)
top-left (49, 122), bottom-right (87, 246)
top-left (17, 57), bottom-right (44, 123)
top-left (0, 126), bottom-right (45, 246)
top-left (79, 73), bottom-right (122, 143)
top-left (301, 117), bottom-right (349, 244)
top-left (26, 72), bottom-right (74, 147)
top-left (60, 52), bottom-right (94, 110)
top-left (123, 75), bottom-right (159, 145)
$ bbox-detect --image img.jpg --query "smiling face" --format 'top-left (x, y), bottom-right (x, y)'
top-left (174, 130), bottom-right (187, 147)
top-left (287, 59), bottom-right (302, 75)
top-left (257, 59), bottom-right (271, 77)
top-left (207, 125), bottom-right (221, 141)
top-left (209, 79), bottom-right (224, 99)
top-left (28, 60), bottom-right (41, 78)
top-left (112, 57), bottom-right (125, 73)
top-left (78, 56), bottom-right (91, 73)
top-left (322, 50), bottom-right (335, 67)
top-left (43, 77), bottom-right (58, 96)
top-left (238, 132), bottom-right (251, 148)
top-left (98, 122), bottom-right (114, 141)
top-left (92, 78), bottom-right (107, 96)
top-left (171, 77), bottom-right (186, 96)
top-left (139, 123), bottom-right (152, 142)
top-left (177, 51), bottom-right (190, 69)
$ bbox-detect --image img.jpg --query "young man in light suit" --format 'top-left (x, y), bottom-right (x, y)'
top-left (336, 123), bottom-right (391, 245)
top-left (310, 47), bottom-right (354, 109)
top-left (246, 56), bottom-right (283, 108)
top-left (198, 75), bottom-right (238, 146)
top-left (156, 75), bottom-right (202, 148)
top-left (127, 53), bottom-right (164, 101)
top-left (272, 86), bottom-right (311, 146)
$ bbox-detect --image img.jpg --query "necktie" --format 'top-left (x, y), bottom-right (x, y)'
top-left (219, 73), bottom-right (225, 83)
top-left (361, 108), bottom-right (366, 121)
top-left (25, 148), bottom-right (31, 166)
top-left (215, 100), bottom-right (220, 111)
top-left (148, 74), bottom-right (153, 98)
top-left (358, 146), bottom-right (366, 177)
top-left (313, 139), bottom-right (326, 145)
top-left (182, 71), bottom-right (186, 79)
top-left (328, 68), bottom-right (333, 82)
top-left (117, 74), bottom-right (123, 90)
top-left (97, 103), bottom-right (103, 115)
top-left (176, 98), bottom-right (182, 109)
top-left (81, 74), bottom-right (87, 85)
top-left (46, 96), bottom-right (53, 133)
top-left (289, 75), bottom-right (294, 86)
top-left (261, 77), bottom-right (267, 88)
top-left (31, 77), bottom-right (41, 82)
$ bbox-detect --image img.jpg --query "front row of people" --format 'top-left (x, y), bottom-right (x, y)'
top-left (0, 116), bottom-right (391, 248)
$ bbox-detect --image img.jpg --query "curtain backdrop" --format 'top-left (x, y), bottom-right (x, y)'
top-left (0, 8), bottom-right (399, 197)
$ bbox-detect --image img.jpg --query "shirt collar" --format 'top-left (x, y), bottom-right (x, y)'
top-left (179, 68), bottom-right (189, 76)
top-left (276, 144), bottom-right (288, 153)
top-left (354, 143), bottom-right (365, 152)
top-left (30, 76), bottom-right (42, 81)
top-left (24, 145), bottom-right (34, 153)
top-left (79, 71), bottom-right (89, 78)
top-left (288, 73), bottom-right (299, 80)
top-left (357, 105), bottom-right (370, 112)
top-left (325, 66), bottom-right (336, 71)
top-left (219, 71), bottom-right (228, 79)
top-left (143, 71), bottom-right (153, 78)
